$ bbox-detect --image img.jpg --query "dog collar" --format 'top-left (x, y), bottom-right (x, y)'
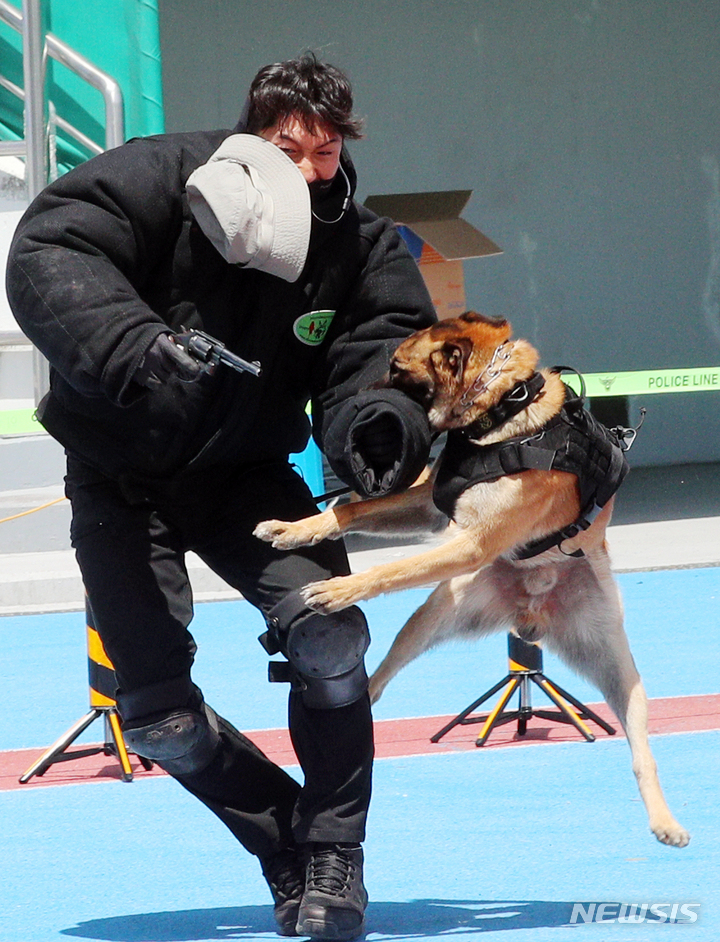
top-left (456, 340), bottom-right (515, 414)
top-left (462, 371), bottom-right (546, 439)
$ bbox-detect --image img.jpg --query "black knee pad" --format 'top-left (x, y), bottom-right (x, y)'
top-left (117, 678), bottom-right (221, 776)
top-left (122, 704), bottom-right (221, 776)
top-left (263, 592), bottom-right (370, 709)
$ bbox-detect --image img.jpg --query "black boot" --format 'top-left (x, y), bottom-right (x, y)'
top-left (296, 842), bottom-right (368, 941)
top-left (261, 847), bottom-right (306, 936)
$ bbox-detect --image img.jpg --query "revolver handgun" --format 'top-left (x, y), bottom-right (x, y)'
top-left (175, 328), bottom-right (262, 378)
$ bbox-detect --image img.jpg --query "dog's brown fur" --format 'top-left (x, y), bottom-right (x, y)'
top-left (254, 312), bottom-right (689, 847)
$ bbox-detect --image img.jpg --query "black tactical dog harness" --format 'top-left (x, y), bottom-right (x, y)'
top-left (432, 373), bottom-right (631, 559)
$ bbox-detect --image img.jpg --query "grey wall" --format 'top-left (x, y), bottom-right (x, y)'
top-left (158, 1), bottom-right (720, 465)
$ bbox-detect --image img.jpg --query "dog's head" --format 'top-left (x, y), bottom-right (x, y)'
top-left (384, 311), bottom-right (539, 431)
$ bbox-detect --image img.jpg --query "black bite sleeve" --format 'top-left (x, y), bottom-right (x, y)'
top-left (323, 388), bottom-right (433, 497)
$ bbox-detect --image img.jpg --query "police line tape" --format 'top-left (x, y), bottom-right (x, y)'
top-left (565, 366), bottom-right (720, 398)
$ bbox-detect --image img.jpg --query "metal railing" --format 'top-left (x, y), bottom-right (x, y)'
top-left (0, 0), bottom-right (125, 162)
top-left (0, 72), bottom-right (106, 159)
top-left (0, 0), bottom-right (125, 403)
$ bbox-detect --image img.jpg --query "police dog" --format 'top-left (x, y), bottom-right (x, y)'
top-left (255, 312), bottom-right (689, 847)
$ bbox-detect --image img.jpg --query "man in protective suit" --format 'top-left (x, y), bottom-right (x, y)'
top-left (6, 54), bottom-right (436, 940)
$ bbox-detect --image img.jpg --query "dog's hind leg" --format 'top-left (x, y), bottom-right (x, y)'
top-left (544, 560), bottom-right (690, 847)
top-left (369, 579), bottom-right (463, 703)
top-left (369, 568), bottom-right (507, 703)
top-left (621, 679), bottom-right (690, 846)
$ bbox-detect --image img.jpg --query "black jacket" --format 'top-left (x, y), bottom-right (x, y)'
top-left (6, 130), bottom-right (437, 492)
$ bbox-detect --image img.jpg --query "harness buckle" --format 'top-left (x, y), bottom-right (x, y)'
top-left (611, 407), bottom-right (646, 452)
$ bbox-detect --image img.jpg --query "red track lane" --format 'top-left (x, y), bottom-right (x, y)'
top-left (2, 693), bottom-right (718, 793)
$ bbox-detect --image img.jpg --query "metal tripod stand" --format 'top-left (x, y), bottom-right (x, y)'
top-left (19, 601), bottom-right (152, 784)
top-left (18, 704), bottom-right (148, 784)
top-left (431, 631), bottom-right (616, 745)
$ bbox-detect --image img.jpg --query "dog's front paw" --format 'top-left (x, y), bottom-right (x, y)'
top-left (253, 519), bottom-right (312, 550)
top-left (652, 818), bottom-right (691, 848)
top-left (301, 576), bottom-right (363, 614)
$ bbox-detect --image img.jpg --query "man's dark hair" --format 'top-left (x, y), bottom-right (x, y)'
top-left (245, 53), bottom-right (363, 140)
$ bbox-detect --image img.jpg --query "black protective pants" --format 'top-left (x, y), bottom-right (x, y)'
top-left (65, 456), bottom-right (374, 859)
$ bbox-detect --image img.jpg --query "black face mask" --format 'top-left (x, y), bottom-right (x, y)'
top-left (308, 177), bottom-right (335, 199)
top-left (309, 165), bottom-right (352, 224)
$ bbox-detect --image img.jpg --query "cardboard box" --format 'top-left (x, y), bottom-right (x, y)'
top-left (364, 190), bottom-right (502, 319)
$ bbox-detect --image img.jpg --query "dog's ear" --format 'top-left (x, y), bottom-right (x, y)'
top-left (436, 337), bottom-right (473, 382)
top-left (459, 311), bottom-right (508, 329)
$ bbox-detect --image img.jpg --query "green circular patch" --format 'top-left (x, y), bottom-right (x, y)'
top-left (293, 310), bottom-right (336, 346)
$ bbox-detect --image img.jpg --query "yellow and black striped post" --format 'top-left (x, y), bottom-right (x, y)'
top-left (19, 599), bottom-right (149, 784)
top-left (431, 630), bottom-right (617, 745)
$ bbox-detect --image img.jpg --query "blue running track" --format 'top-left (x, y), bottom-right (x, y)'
top-left (0, 567), bottom-right (718, 941)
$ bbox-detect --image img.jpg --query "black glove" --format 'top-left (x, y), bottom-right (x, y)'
top-left (135, 333), bottom-right (204, 387)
